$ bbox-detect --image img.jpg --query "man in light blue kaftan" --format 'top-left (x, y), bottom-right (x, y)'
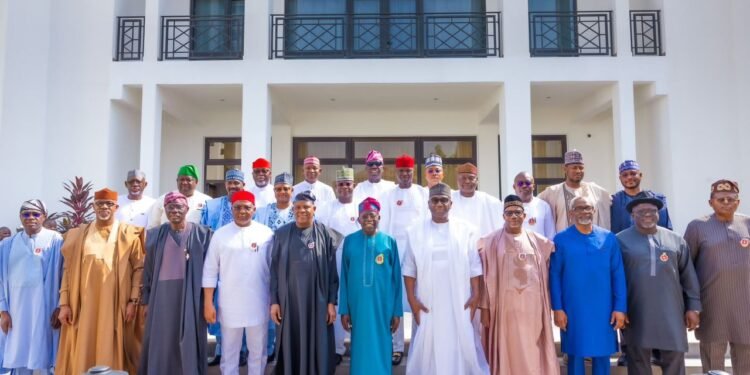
top-left (200, 168), bottom-right (247, 366)
top-left (0, 200), bottom-right (63, 375)
top-left (550, 196), bottom-right (627, 375)
top-left (339, 197), bottom-right (402, 375)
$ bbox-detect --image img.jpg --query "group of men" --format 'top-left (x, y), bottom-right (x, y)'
top-left (0, 148), bottom-right (748, 375)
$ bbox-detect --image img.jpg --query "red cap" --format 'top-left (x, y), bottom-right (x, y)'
top-left (395, 154), bottom-right (415, 168)
top-left (252, 158), bottom-right (271, 169)
top-left (230, 190), bottom-right (255, 205)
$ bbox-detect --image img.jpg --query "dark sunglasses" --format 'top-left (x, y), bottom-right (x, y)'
top-left (516, 181), bottom-right (533, 188)
top-left (366, 161), bottom-right (383, 167)
top-left (21, 212), bottom-right (42, 218)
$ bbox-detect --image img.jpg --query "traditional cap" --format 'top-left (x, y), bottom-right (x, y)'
top-left (164, 191), bottom-right (188, 207)
top-left (618, 160), bottom-right (640, 174)
top-left (94, 188), bottom-right (118, 201)
top-left (20, 199), bottom-right (47, 215)
top-left (177, 165), bottom-right (199, 180)
top-left (294, 190), bottom-right (316, 203)
top-left (711, 179), bottom-right (740, 194)
top-left (395, 154), bottom-right (415, 168)
top-left (429, 183), bottom-right (451, 198)
top-left (274, 172), bottom-right (293, 186)
top-left (503, 194), bottom-right (524, 210)
top-left (225, 169), bottom-right (245, 182)
top-left (336, 167), bottom-right (354, 182)
top-left (231, 190), bottom-right (255, 205)
top-left (564, 150), bottom-right (584, 165)
top-left (303, 156), bottom-right (321, 166)
top-left (424, 153), bottom-right (443, 168)
top-left (252, 158), bottom-right (271, 169)
top-left (365, 150), bottom-right (383, 163)
top-left (126, 169), bottom-right (146, 181)
top-left (626, 190), bottom-right (664, 213)
top-left (456, 162), bottom-right (478, 175)
top-left (358, 197), bottom-right (381, 214)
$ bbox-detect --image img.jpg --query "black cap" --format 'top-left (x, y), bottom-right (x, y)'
top-left (626, 190), bottom-right (664, 213)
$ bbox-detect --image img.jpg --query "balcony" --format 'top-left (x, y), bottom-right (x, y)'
top-left (114, 16), bottom-right (145, 61)
top-left (269, 12), bottom-right (501, 59)
top-left (630, 10), bottom-right (663, 56)
top-left (160, 15), bottom-right (244, 60)
top-left (528, 11), bottom-right (613, 57)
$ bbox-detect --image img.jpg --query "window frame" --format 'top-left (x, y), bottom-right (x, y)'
top-left (203, 136), bottom-right (242, 197)
top-left (531, 134), bottom-right (567, 193)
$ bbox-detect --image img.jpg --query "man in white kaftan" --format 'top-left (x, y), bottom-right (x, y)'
top-left (449, 163), bottom-right (503, 238)
top-left (248, 158), bottom-right (275, 209)
top-left (292, 156), bottom-right (336, 205)
top-left (116, 169), bottom-right (156, 228)
top-left (315, 167), bottom-right (359, 362)
top-left (513, 171), bottom-right (556, 239)
top-left (403, 183), bottom-right (489, 375)
top-left (203, 190), bottom-right (274, 375)
top-left (352, 150), bottom-right (395, 203)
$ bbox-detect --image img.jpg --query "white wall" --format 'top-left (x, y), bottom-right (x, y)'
top-left (108, 96), bottom-right (143, 196)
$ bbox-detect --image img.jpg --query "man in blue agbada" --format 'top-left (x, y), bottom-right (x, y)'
top-left (0, 199), bottom-right (64, 374)
top-left (550, 196), bottom-right (627, 375)
top-left (340, 197), bottom-right (403, 375)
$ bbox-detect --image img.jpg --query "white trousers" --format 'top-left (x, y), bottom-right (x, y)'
top-left (221, 324), bottom-right (267, 375)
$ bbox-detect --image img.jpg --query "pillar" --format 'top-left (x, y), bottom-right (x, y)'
top-left (241, 82), bottom-right (272, 168)
top-left (499, 80), bottom-right (533, 197)
top-left (612, 80), bottom-right (637, 167)
top-left (140, 84), bottom-right (163, 195)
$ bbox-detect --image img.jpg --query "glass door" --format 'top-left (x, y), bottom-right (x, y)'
top-left (529, 0), bottom-right (577, 55)
top-left (350, 0), bottom-right (418, 56)
top-left (424, 0), bottom-right (485, 54)
top-left (191, 0), bottom-right (244, 59)
top-left (284, 0), bottom-right (346, 55)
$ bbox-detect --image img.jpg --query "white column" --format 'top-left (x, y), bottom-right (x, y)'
top-left (241, 82), bottom-right (272, 168)
top-left (502, 0), bottom-right (530, 57)
top-left (143, 0), bottom-right (160, 61)
top-left (613, 0), bottom-right (632, 57)
top-left (499, 80), bottom-right (533, 197)
top-left (140, 84), bottom-right (163, 195)
top-left (244, 0), bottom-right (271, 60)
top-left (612, 81), bottom-right (637, 166)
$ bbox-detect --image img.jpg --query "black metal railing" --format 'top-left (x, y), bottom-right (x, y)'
top-left (115, 16), bottom-right (145, 61)
top-left (161, 15), bottom-right (244, 60)
top-left (630, 10), bottom-right (662, 56)
top-left (269, 12), bottom-right (501, 59)
top-left (529, 11), bottom-right (613, 57)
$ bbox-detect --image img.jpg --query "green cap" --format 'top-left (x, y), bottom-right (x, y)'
top-left (336, 167), bottom-right (354, 182)
top-left (177, 165), bottom-right (199, 180)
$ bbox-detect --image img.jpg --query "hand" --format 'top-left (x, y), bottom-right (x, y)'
top-left (0, 311), bottom-right (11, 334)
top-left (204, 302), bottom-right (217, 324)
top-left (611, 311), bottom-right (627, 330)
top-left (326, 304), bottom-right (336, 325)
top-left (390, 317), bottom-right (401, 333)
top-left (553, 310), bottom-right (567, 331)
top-left (685, 311), bottom-right (700, 331)
top-left (409, 298), bottom-right (430, 326)
top-left (464, 294), bottom-right (481, 320)
top-left (270, 304), bottom-right (282, 325)
top-left (58, 305), bottom-right (73, 326)
top-left (125, 302), bottom-right (137, 323)
top-left (341, 315), bottom-right (352, 332)
top-left (142, 306), bottom-right (149, 320)
top-left (50, 308), bottom-right (61, 329)
top-left (480, 308), bottom-right (490, 327)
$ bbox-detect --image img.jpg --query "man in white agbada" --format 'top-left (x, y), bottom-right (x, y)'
top-left (538, 150), bottom-right (611, 232)
top-left (248, 158), bottom-right (275, 209)
top-left (379, 154), bottom-right (426, 365)
top-left (292, 156), bottom-right (336, 205)
top-left (403, 183), bottom-right (489, 375)
top-left (513, 171), bottom-right (556, 239)
top-left (353, 150), bottom-right (395, 203)
top-left (315, 167), bottom-right (360, 364)
top-left (116, 169), bottom-right (156, 228)
top-left (0, 199), bottom-right (63, 375)
top-left (450, 162), bottom-right (503, 237)
top-left (148, 165), bottom-right (211, 228)
top-left (203, 190), bottom-right (274, 375)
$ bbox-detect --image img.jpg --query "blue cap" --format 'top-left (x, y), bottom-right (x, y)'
top-left (225, 169), bottom-right (245, 182)
top-left (424, 153), bottom-right (443, 168)
top-left (618, 160), bottom-right (641, 174)
top-left (274, 172), bottom-right (293, 186)
top-left (294, 190), bottom-right (316, 203)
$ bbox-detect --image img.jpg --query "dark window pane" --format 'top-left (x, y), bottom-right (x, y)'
top-left (423, 140), bottom-right (473, 159)
top-left (354, 141), bottom-right (415, 160)
top-left (296, 141), bottom-right (347, 160)
top-left (532, 139), bottom-right (563, 158)
top-left (208, 141), bottom-right (241, 160)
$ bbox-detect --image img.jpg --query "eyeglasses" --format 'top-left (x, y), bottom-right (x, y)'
top-left (714, 196), bottom-right (738, 204)
top-left (504, 210), bottom-right (524, 218)
top-left (21, 212), bottom-right (42, 218)
top-left (633, 209), bottom-right (658, 217)
top-left (573, 206), bottom-right (594, 213)
top-left (366, 161), bottom-right (383, 167)
top-left (95, 201), bottom-right (117, 208)
top-left (430, 197), bottom-right (450, 205)
top-left (516, 181), bottom-right (533, 188)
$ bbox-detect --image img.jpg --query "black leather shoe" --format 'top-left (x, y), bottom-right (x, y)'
top-left (335, 354), bottom-right (343, 366)
top-left (267, 352), bottom-right (276, 363)
top-left (239, 351), bottom-right (248, 367)
top-left (207, 355), bottom-right (221, 367)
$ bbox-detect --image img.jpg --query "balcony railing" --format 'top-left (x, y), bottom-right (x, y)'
top-left (115, 16), bottom-right (145, 61)
top-left (161, 15), bottom-right (244, 60)
top-left (630, 10), bottom-right (663, 56)
top-left (529, 11), bottom-right (613, 57)
top-left (269, 12), bottom-right (501, 59)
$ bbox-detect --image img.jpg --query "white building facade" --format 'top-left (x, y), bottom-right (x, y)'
top-left (0, 0), bottom-right (748, 231)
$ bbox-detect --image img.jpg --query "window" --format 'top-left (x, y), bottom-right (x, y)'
top-left (293, 137), bottom-right (477, 190)
top-left (204, 137), bottom-right (241, 197)
top-left (531, 135), bottom-right (567, 193)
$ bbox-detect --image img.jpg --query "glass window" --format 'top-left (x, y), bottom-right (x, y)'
top-left (532, 139), bottom-right (563, 158)
top-left (297, 141), bottom-right (347, 160)
top-left (354, 141), bottom-right (414, 160)
top-left (205, 137), bottom-right (242, 198)
top-left (208, 141), bottom-right (242, 160)
top-left (294, 163), bottom-right (348, 187)
top-left (423, 140), bottom-right (474, 159)
top-left (531, 135), bottom-right (567, 193)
